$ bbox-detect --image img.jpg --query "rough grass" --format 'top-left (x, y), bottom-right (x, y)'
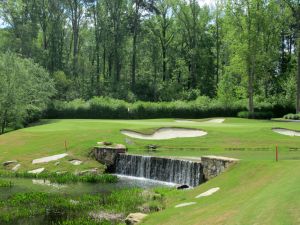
top-left (0, 118), bottom-right (300, 224)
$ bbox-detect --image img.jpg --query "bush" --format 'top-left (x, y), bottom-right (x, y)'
top-left (283, 113), bottom-right (300, 120)
top-left (237, 111), bottom-right (273, 119)
top-left (45, 97), bottom-right (293, 120)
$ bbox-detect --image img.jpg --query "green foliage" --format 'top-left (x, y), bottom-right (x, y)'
top-left (0, 179), bottom-right (13, 188)
top-left (283, 113), bottom-right (300, 120)
top-left (237, 111), bottom-right (273, 119)
top-left (0, 171), bottom-right (118, 184)
top-left (0, 53), bottom-right (55, 134)
top-left (46, 96), bottom-right (294, 119)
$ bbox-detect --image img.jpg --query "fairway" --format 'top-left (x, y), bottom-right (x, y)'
top-left (0, 118), bottom-right (300, 224)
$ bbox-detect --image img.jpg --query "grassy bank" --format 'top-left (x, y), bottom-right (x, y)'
top-left (0, 118), bottom-right (300, 224)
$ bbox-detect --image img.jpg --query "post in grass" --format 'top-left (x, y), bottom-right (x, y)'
top-left (276, 144), bottom-right (278, 162)
top-left (65, 140), bottom-right (68, 152)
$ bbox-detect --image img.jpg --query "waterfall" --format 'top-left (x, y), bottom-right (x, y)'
top-left (115, 154), bottom-right (204, 187)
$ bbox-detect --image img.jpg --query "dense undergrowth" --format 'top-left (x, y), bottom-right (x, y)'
top-left (0, 187), bottom-right (169, 224)
top-left (45, 97), bottom-right (294, 120)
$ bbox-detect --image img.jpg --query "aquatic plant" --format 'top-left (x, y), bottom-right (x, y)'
top-left (0, 171), bottom-right (118, 184)
top-left (0, 179), bottom-right (13, 188)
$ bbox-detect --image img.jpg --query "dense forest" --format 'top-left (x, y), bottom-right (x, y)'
top-left (0, 0), bottom-right (300, 132)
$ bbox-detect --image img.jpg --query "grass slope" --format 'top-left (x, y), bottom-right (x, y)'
top-left (0, 118), bottom-right (300, 224)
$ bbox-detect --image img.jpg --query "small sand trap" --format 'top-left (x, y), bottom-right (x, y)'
top-left (69, 160), bottom-right (82, 165)
top-left (32, 153), bottom-right (68, 164)
top-left (272, 128), bottom-right (300, 137)
top-left (12, 164), bottom-right (21, 172)
top-left (195, 187), bottom-right (220, 198)
top-left (175, 118), bottom-right (225, 123)
top-left (28, 168), bottom-right (45, 174)
top-left (175, 202), bottom-right (196, 208)
top-left (121, 128), bottom-right (207, 140)
top-left (207, 119), bottom-right (225, 123)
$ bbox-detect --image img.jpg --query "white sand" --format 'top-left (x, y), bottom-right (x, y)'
top-left (121, 128), bottom-right (207, 140)
top-left (32, 153), bottom-right (68, 164)
top-left (195, 187), bottom-right (220, 198)
top-left (175, 118), bottom-right (225, 123)
top-left (12, 164), bottom-right (21, 172)
top-left (28, 168), bottom-right (45, 174)
top-left (175, 202), bottom-right (196, 208)
top-left (69, 160), bottom-right (82, 165)
top-left (207, 119), bottom-right (225, 123)
top-left (272, 128), bottom-right (300, 136)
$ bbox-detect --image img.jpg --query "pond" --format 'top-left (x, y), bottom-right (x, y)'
top-left (0, 176), bottom-right (175, 225)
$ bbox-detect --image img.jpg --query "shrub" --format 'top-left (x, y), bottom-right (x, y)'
top-left (45, 97), bottom-right (293, 120)
top-left (237, 111), bottom-right (273, 119)
top-left (283, 113), bottom-right (300, 120)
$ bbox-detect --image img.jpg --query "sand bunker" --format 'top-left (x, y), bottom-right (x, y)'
top-left (32, 153), bottom-right (68, 164)
top-left (175, 202), bottom-right (196, 208)
top-left (195, 187), bottom-right (220, 198)
top-left (28, 168), bottom-right (45, 174)
top-left (176, 118), bottom-right (225, 123)
top-left (121, 128), bottom-right (207, 140)
top-left (272, 128), bottom-right (300, 137)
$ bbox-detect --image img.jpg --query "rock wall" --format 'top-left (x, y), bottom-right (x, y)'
top-left (93, 147), bottom-right (238, 186)
top-left (201, 155), bottom-right (238, 180)
top-left (93, 145), bottom-right (126, 172)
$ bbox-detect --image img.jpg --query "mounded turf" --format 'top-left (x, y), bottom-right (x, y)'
top-left (0, 118), bottom-right (300, 224)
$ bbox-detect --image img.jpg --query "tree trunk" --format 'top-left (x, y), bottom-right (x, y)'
top-left (297, 37), bottom-right (300, 113)
top-left (132, 32), bottom-right (137, 90)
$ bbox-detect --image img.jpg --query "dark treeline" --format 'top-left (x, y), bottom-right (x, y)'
top-left (0, 0), bottom-right (299, 114)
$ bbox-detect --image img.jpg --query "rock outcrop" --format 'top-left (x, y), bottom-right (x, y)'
top-left (125, 213), bottom-right (147, 225)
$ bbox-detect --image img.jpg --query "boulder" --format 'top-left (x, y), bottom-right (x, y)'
top-left (176, 184), bottom-right (190, 190)
top-left (3, 160), bottom-right (18, 166)
top-left (12, 164), bottom-right (21, 171)
top-left (89, 211), bottom-right (124, 221)
top-left (125, 213), bottom-right (147, 225)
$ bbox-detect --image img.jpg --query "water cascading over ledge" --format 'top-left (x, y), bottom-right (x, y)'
top-left (93, 146), bottom-right (238, 187)
top-left (115, 154), bottom-right (204, 187)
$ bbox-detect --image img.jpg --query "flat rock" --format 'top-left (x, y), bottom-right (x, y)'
top-left (69, 159), bottom-right (82, 165)
top-left (28, 168), bottom-right (45, 174)
top-left (89, 211), bottom-right (124, 221)
top-left (78, 168), bottom-right (98, 175)
top-left (195, 187), bottom-right (220, 198)
top-left (175, 202), bottom-right (196, 208)
top-left (12, 164), bottom-right (21, 171)
top-left (125, 213), bottom-right (147, 225)
top-left (3, 160), bottom-right (18, 166)
top-left (32, 153), bottom-right (68, 164)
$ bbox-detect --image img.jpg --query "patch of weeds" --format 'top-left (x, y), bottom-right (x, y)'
top-left (0, 171), bottom-right (118, 184)
top-left (0, 179), bottom-right (13, 188)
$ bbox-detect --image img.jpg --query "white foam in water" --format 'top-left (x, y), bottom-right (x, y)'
top-left (121, 128), bottom-right (207, 140)
top-left (32, 153), bottom-right (68, 164)
top-left (116, 174), bottom-right (178, 187)
top-left (195, 187), bottom-right (220, 198)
